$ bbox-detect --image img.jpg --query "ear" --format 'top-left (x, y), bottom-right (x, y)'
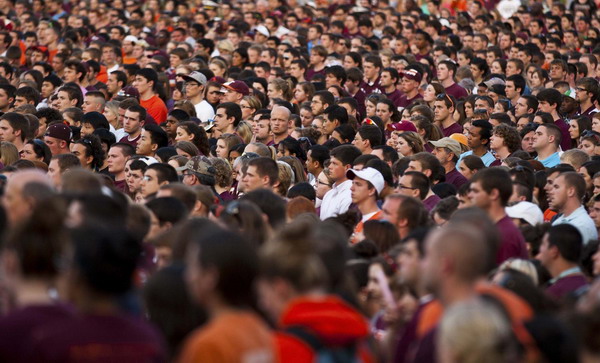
top-left (423, 169), bottom-right (432, 178)
top-left (150, 143), bottom-right (158, 152)
top-left (85, 155), bottom-right (93, 165)
top-left (490, 187), bottom-right (500, 201)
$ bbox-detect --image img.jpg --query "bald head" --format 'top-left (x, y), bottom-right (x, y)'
top-left (3, 170), bottom-right (53, 225)
top-left (270, 106), bottom-right (292, 137)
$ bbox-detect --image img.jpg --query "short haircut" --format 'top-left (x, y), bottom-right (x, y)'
top-left (507, 74), bottom-right (526, 95)
top-left (145, 163), bottom-right (179, 184)
top-left (247, 157), bottom-right (279, 186)
top-left (110, 142), bottom-right (135, 157)
top-left (308, 145), bottom-right (330, 168)
top-left (314, 90), bottom-right (335, 107)
top-left (357, 124), bottom-right (382, 148)
top-left (217, 102), bottom-right (242, 127)
top-left (329, 144), bottom-right (361, 167)
top-left (0, 112), bottom-right (29, 142)
top-left (324, 65), bottom-right (347, 85)
top-left (536, 88), bottom-right (563, 109)
top-left (373, 145), bottom-right (399, 164)
top-left (411, 152), bottom-right (442, 182)
top-left (520, 95), bottom-right (539, 111)
top-left (127, 104), bottom-right (147, 122)
top-left (145, 197), bottom-right (188, 226)
top-left (15, 86), bottom-right (40, 104)
top-left (405, 171), bottom-right (429, 199)
top-left (471, 119), bottom-right (493, 143)
top-left (540, 123), bottom-right (562, 147)
top-left (560, 171), bottom-right (587, 201)
top-left (547, 224), bottom-right (582, 262)
top-left (144, 123), bottom-right (169, 149)
top-left (135, 68), bottom-right (158, 90)
top-left (53, 153), bottom-right (81, 171)
top-left (57, 85), bottom-right (82, 106)
top-left (470, 167), bottom-right (513, 207)
top-left (64, 60), bottom-right (87, 81)
top-left (325, 105), bottom-right (348, 125)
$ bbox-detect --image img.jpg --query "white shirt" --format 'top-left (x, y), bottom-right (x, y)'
top-left (552, 205), bottom-right (598, 244)
top-left (320, 179), bottom-right (352, 220)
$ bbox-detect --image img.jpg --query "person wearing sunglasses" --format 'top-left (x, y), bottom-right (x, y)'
top-left (436, 60), bottom-right (468, 100)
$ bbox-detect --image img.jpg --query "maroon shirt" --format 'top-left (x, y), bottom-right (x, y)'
top-left (442, 122), bottom-right (463, 137)
top-left (495, 215), bottom-right (529, 265)
top-left (353, 89), bottom-right (367, 119)
top-left (397, 93), bottom-right (423, 110)
top-left (444, 82), bottom-right (468, 100)
top-left (118, 133), bottom-right (141, 148)
top-left (361, 77), bottom-right (382, 95)
top-left (546, 273), bottom-right (588, 300)
top-left (31, 313), bottom-right (167, 363)
top-left (581, 105), bottom-right (598, 118)
top-left (385, 89), bottom-right (404, 108)
top-left (306, 67), bottom-right (326, 81)
top-left (423, 194), bottom-right (441, 212)
top-left (445, 168), bottom-right (468, 189)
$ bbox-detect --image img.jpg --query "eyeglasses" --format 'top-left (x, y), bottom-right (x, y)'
top-left (436, 93), bottom-right (454, 109)
top-left (283, 56), bottom-right (290, 60)
top-left (576, 87), bottom-right (588, 92)
top-left (317, 180), bottom-right (332, 187)
top-left (397, 184), bottom-right (417, 190)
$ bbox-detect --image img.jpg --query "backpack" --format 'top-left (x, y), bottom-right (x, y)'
top-left (284, 326), bottom-right (361, 363)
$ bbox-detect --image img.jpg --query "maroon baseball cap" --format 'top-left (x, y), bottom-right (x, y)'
top-left (400, 69), bottom-right (422, 83)
top-left (386, 121), bottom-right (417, 132)
top-left (45, 123), bottom-right (72, 142)
top-left (221, 80), bottom-right (250, 96)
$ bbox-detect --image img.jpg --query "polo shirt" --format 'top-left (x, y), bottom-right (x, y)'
top-left (535, 152), bottom-right (560, 168)
top-left (457, 150), bottom-right (496, 167)
top-left (552, 205), bottom-right (598, 244)
top-left (320, 179), bottom-right (353, 220)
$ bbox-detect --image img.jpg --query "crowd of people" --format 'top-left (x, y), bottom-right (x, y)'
top-left (0, 0), bottom-right (600, 361)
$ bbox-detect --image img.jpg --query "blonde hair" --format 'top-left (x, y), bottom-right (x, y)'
top-left (236, 121), bottom-right (253, 144)
top-left (438, 300), bottom-right (516, 363)
top-left (276, 160), bottom-right (294, 196)
top-left (269, 78), bottom-right (294, 101)
top-left (497, 258), bottom-right (539, 285)
top-left (1, 142), bottom-right (19, 166)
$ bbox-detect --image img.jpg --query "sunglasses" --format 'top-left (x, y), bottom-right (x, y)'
top-left (436, 93), bottom-right (454, 109)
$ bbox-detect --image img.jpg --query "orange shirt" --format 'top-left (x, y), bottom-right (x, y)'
top-left (178, 310), bottom-right (275, 363)
top-left (141, 94), bottom-right (168, 124)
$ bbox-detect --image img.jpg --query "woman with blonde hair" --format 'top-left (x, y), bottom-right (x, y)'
top-left (236, 121), bottom-right (253, 144)
top-left (1, 142), bottom-right (19, 166)
top-left (294, 82), bottom-right (315, 104)
top-left (276, 161), bottom-right (294, 197)
top-left (208, 58), bottom-right (228, 78)
top-left (103, 100), bottom-right (121, 130)
top-left (216, 133), bottom-right (244, 160)
top-left (268, 78), bottom-right (293, 102)
top-left (279, 155), bottom-right (307, 183)
top-left (390, 131), bottom-right (424, 157)
top-left (240, 95), bottom-right (261, 121)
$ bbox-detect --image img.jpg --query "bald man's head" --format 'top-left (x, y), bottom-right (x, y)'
top-left (3, 170), bottom-right (53, 225)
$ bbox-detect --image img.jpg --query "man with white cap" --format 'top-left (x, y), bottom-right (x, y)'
top-left (430, 137), bottom-right (468, 189)
top-left (347, 167), bottom-right (385, 242)
top-left (506, 201), bottom-right (544, 227)
top-left (122, 35), bottom-right (138, 64)
top-left (180, 71), bottom-right (213, 122)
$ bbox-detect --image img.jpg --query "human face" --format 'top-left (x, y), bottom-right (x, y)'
top-left (140, 169), bottom-right (162, 197)
top-left (548, 174), bottom-right (569, 211)
top-left (20, 143), bottom-right (40, 161)
top-left (175, 127), bottom-right (194, 143)
top-left (214, 107), bottom-right (233, 133)
top-left (514, 97), bottom-right (530, 118)
top-left (133, 75), bottom-right (151, 95)
top-left (396, 136), bottom-right (414, 157)
top-left (397, 240), bottom-right (421, 288)
top-left (436, 64), bottom-right (449, 82)
top-left (376, 103), bottom-right (392, 123)
top-left (41, 81), bottom-right (56, 99)
top-left (136, 129), bottom-right (154, 156)
top-left (310, 96), bottom-right (326, 115)
top-left (242, 165), bottom-right (267, 192)
top-left (579, 139), bottom-right (596, 156)
top-left (505, 61), bottom-right (519, 77)
top-left (216, 139), bottom-right (229, 158)
top-left (123, 110), bottom-right (143, 135)
top-left (270, 108), bottom-right (290, 137)
top-left (433, 100), bottom-right (450, 122)
top-left (125, 165), bottom-right (144, 193)
top-left (366, 263), bottom-right (387, 303)
top-left (365, 101), bottom-right (377, 118)
top-left (533, 125), bottom-right (551, 150)
top-left (315, 171), bottom-right (332, 199)
top-left (82, 95), bottom-right (100, 113)
top-left (397, 174), bottom-right (419, 198)
top-left (536, 233), bottom-right (553, 268)
top-left (490, 61), bottom-right (503, 74)
top-left (70, 142), bottom-right (92, 168)
top-left (56, 90), bottom-right (75, 111)
top-left (520, 130), bottom-right (535, 153)
top-left (294, 85), bottom-right (308, 103)
top-left (350, 176), bottom-right (373, 204)
top-left (328, 156), bottom-right (348, 183)
top-left (468, 180), bottom-right (492, 210)
top-left (423, 84), bottom-right (437, 102)
top-left (489, 131), bottom-right (505, 151)
top-left (47, 158), bottom-right (62, 187)
top-left (363, 61), bottom-right (379, 80)
top-left (0, 119), bottom-right (16, 143)
top-left (62, 66), bottom-right (80, 84)
top-left (569, 120), bottom-right (581, 140)
top-left (107, 146), bottom-right (127, 174)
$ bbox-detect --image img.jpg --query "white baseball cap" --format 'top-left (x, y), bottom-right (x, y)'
top-left (346, 167), bottom-right (385, 195)
top-left (506, 201), bottom-right (543, 226)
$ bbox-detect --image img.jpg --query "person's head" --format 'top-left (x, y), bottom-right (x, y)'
top-left (537, 224), bottom-right (583, 269)
top-left (82, 91), bottom-right (106, 113)
top-left (80, 111), bottom-right (109, 137)
top-left (270, 105), bottom-right (292, 137)
top-left (407, 152), bottom-right (442, 182)
top-left (2, 169), bottom-right (53, 226)
top-left (537, 88), bottom-right (563, 114)
top-left (123, 104), bottom-right (146, 135)
top-left (14, 86), bottom-right (40, 107)
top-left (398, 171), bottom-right (430, 200)
top-left (54, 85), bottom-right (81, 111)
top-left (533, 123), bottom-right (562, 152)
top-left (469, 167), bottom-right (513, 209)
top-left (328, 145), bottom-right (362, 183)
top-left (243, 156), bottom-right (279, 192)
top-left (48, 153), bottom-right (81, 187)
top-left (0, 112), bottom-right (28, 144)
top-left (137, 124), bottom-right (169, 156)
top-left (433, 93), bottom-right (456, 123)
top-left (353, 124), bottom-right (382, 153)
top-left (490, 124), bottom-right (521, 154)
top-left (214, 102), bottom-right (242, 133)
top-left (145, 197), bottom-right (189, 240)
top-left (107, 142), bottom-right (135, 175)
top-left (548, 171), bottom-right (585, 212)
top-left (141, 163), bottom-right (179, 197)
top-left (134, 68), bottom-right (158, 95)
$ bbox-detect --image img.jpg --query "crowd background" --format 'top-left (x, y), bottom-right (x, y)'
top-left (0, 0), bottom-right (600, 361)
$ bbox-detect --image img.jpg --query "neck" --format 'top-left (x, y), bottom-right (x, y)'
top-left (256, 135), bottom-right (272, 144)
top-left (536, 147), bottom-right (557, 160)
top-left (581, 99), bottom-right (594, 111)
top-left (510, 95), bottom-right (520, 104)
top-left (334, 177), bottom-right (348, 187)
top-left (441, 116), bottom-right (455, 128)
top-left (443, 162), bottom-right (455, 174)
top-left (560, 200), bottom-right (581, 217)
top-left (551, 110), bottom-right (560, 120)
top-left (189, 94), bottom-right (203, 104)
top-left (487, 204), bottom-right (506, 223)
top-left (358, 199), bottom-right (379, 216)
top-left (441, 79), bottom-right (454, 88)
top-left (439, 278), bottom-right (477, 306)
top-left (15, 279), bottom-right (55, 307)
top-left (128, 129), bottom-right (141, 140)
top-left (367, 74), bottom-right (378, 83)
top-left (115, 170), bottom-right (126, 181)
top-left (548, 260), bottom-right (579, 279)
top-left (74, 291), bottom-right (119, 315)
top-left (405, 88), bottom-right (419, 99)
top-left (273, 132), bottom-right (289, 144)
top-left (473, 146), bottom-right (488, 156)
top-left (140, 90), bottom-right (154, 101)
top-left (494, 146), bottom-right (511, 160)
top-left (384, 84), bottom-right (396, 94)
